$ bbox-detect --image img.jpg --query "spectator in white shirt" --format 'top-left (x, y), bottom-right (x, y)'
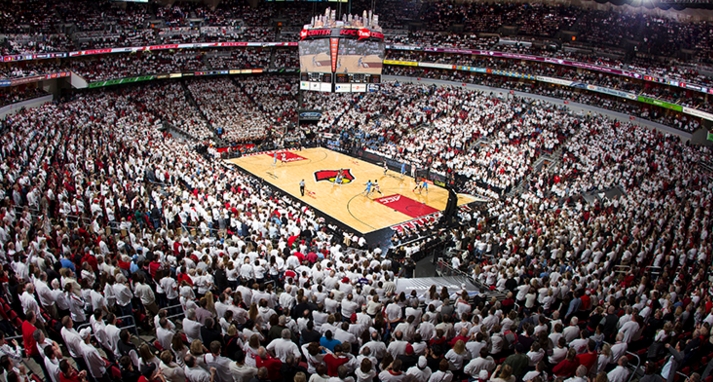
top-left (266, 329), bottom-right (301, 363)
top-left (184, 354), bottom-right (216, 382)
top-left (609, 333), bottom-right (628, 365)
top-left (61, 316), bottom-right (85, 370)
top-left (43, 346), bottom-right (61, 382)
top-left (157, 317), bottom-right (177, 352)
top-left (564, 365), bottom-right (588, 382)
top-left (386, 331), bottom-right (409, 358)
top-left (0, 332), bottom-right (22, 368)
top-left (159, 350), bottom-right (186, 382)
top-left (134, 274), bottom-right (159, 316)
top-left (79, 328), bottom-right (107, 382)
top-left (607, 356), bottom-right (630, 382)
top-left (203, 341), bottom-right (233, 382)
top-left (563, 317), bottom-right (580, 344)
top-left (183, 309), bottom-right (203, 343)
top-left (113, 274), bottom-right (134, 318)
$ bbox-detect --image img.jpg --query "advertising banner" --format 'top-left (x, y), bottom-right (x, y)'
top-left (335, 83), bottom-right (351, 92)
top-left (0, 71), bottom-right (71, 87)
top-left (636, 96), bottom-right (683, 112)
top-left (682, 107), bottom-right (713, 122)
top-left (536, 76), bottom-right (574, 86)
top-left (582, 84), bottom-right (638, 100)
top-left (383, 59), bottom-right (418, 66)
top-left (418, 62), bottom-right (452, 70)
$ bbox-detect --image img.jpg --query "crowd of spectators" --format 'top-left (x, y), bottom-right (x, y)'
top-left (0, 34), bottom-right (70, 56)
top-left (384, 66), bottom-right (702, 132)
top-left (206, 50), bottom-right (271, 71)
top-left (385, 51), bottom-right (713, 113)
top-left (239, 76), bottom-right (298, 128)
top-left (123, 82), bottom-right (215, 142)
top-left (69, 52), bottom-right (207, 82)
top-left (2, 0), bottom-right (713, 134)
top-left (188, 78), bottom-right (272, 143)
top-left (271, 50), bottom-right (298, 70)
top-left (0, 76), bottom-right (712, 382)
top-left (0, 61), bottom-right (63, 80)
top-left (1, 0), bottom-right (712, 69)
top-left (0, 86), bottom-right (48, 107)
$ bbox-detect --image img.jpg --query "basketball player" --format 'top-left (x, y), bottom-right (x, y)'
top-left (383, 162), bottom-right (388, 175)
top-left (420, 179), bottom-right (428, 195)
top-left (401, 162), bottom-right (406, 178)
top-left (412, 177), bottom-right (421, 193)
top-left (363, 180), bottom-right (373, 196)
top-left (280, 152), bottom-right (287, 164)
top-left (369, 180), bottom-right (383, 196)
top-left (334, 170), bottom-right (344, 187)
top-left (272, 153), bottom-right (278, 167)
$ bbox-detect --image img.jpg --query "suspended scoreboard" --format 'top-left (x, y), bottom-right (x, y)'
top-left (299, 27), bottom-right (384, 93)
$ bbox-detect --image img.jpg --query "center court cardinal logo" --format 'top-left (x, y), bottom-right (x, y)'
top-left (314, 169), bottom-right (355, 184)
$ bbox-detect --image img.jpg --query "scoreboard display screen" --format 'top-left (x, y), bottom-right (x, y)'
top-left (335, 73), bottom-right (349, 83)
top-left (298, 25), bottom-right (384, 92)
top-left (299, 39), bottom-right (331, 74)
top-left (335, 73), bottom-right (380, 84)
top-left (336, 39), bottom-right (384, 75)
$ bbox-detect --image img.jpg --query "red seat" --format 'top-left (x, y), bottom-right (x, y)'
top-left (154, 340), bottom-right (163, 351)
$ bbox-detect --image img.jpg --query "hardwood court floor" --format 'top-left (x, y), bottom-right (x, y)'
top-left (226, 147), bottom-right (478, 234)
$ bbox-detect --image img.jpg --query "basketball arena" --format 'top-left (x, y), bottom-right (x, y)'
top-left (0, 1), bottom-right (712, 382)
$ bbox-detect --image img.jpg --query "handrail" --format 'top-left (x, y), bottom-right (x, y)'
top-left (166, 311), bottom-right (186, 322)
top-left (77, 314), bottom-right (139, 337)
top-left (599, 340), bottom-right (642, 382)
top-left (625, 350), bottom-right (641, 382)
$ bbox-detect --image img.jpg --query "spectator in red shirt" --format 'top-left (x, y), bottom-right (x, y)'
top-left (81, 252), bottom-right (98, 272)
top-left (580, 291), bottom-right (591, 311)
top-left (449, 327), bottom-right (470, 347)
top-left (553, 348), bottom-right (579, 378)
top-left (306, 252), bottom-right (318, 264)
top-left (255, 347), bottom-right (281, 381)
top-left (177, 272), bottom-right (194, 287)
top-left (324, 343), bottom-right (350, 377)
top-left (22, 311), bottom-right (39, 359)
top-left (576, 340), bottom-right (598, 374)
top-left (59, 359), bottom-right (87, 382)
top-left (148, 257), bottom-right (161, 279)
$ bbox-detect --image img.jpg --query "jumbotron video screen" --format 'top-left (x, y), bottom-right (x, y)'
top-left (299, 8), bottom-right (384, 93)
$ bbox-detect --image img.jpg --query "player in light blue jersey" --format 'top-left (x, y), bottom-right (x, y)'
top-left (363, 180), bottom-right (373, 196)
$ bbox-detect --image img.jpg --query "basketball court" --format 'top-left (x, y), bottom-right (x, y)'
top-left (225, 147), bottom-right (480, 234)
